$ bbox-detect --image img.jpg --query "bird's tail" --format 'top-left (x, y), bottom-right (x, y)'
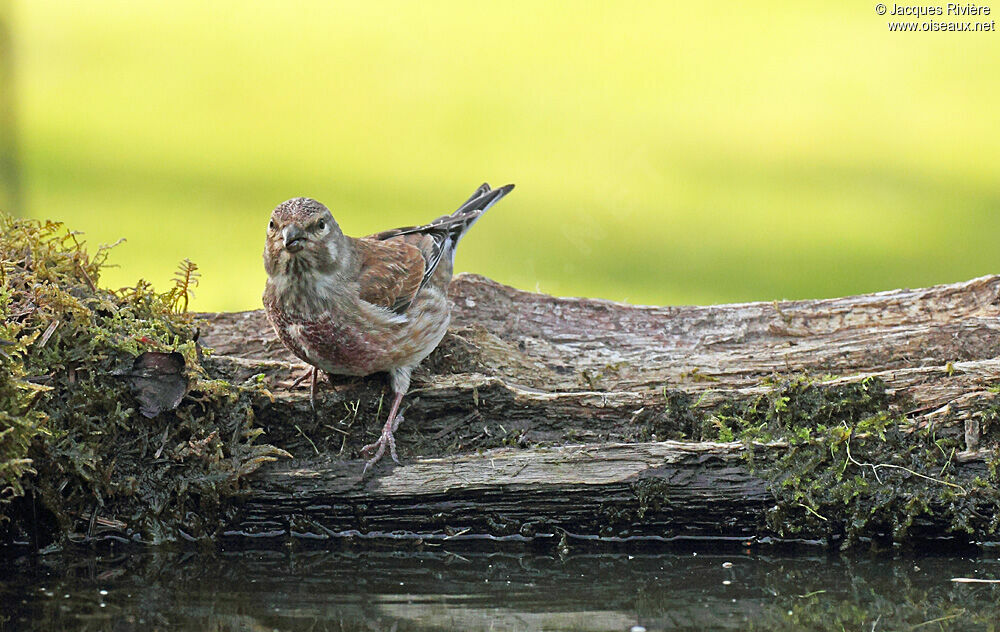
top-left (367, 183), bottom-right (514, 273)
top-left (445, 182), bottom-right (515, 244)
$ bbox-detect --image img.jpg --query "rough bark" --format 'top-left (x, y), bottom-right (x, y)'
top-left (197, 274), bottom-right (1000, 545)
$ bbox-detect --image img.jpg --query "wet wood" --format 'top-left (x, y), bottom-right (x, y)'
top-left (197, 273), bottom-right (1000, 544)
top-left (232, 441), bottom-right (773, 543)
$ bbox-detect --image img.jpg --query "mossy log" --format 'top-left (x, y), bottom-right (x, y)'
top-left (198, 274), bottom-right (1000, 546)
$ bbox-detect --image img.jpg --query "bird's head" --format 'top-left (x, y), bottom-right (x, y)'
top-left (263, 197), bottom-right (345, 277)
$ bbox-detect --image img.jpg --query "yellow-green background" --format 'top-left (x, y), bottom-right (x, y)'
top-left (4, 1), bottom-right (1000, 311)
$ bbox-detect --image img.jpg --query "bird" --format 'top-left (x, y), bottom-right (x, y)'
top-left (262, 183), bottom-right (514, 472)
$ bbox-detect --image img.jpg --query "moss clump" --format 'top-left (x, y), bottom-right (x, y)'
top-left (0, 291), bottom-right (46, 514)
top-left (632, 478), bottom-right (672, 520)
top-left (704, 375), bottom-right (889, 444)
top-left (0, 213), bottom-right (288, 547)
top-left (711, 375), bottom-right (1000, 547)
top-left (627, 389), bottom-right (702, 442)
top-left (629, 375), bottom-right (1000, 547)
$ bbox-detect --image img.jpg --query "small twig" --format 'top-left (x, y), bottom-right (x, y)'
top-left (37, 319), bottom-right (60, 348)
top-left (939, 445), bottom-right (955, 477)
top-left (844, 428), bottom-right (966, 495)
top-left (873, 461), bottom-right (965, 494)
top-left (153, 428), bottom-right (169, 459)
top-left (75, 261), bottom-right (97, 292)
top-left (444, 527), bottom-right (471, 540)
top-left (339, 399), bottom-right (361, 427)
top-left (510, 460), bottom-right (530, 477)
top-left (87, 504), bottom-right (99, 540)
top-left (295, 424), bottom-right (320, 456)
top-left (289, 367), bottom-right (313, 389)
top-left (795, 502), bottom-right (828, 521)
top-left (951, 577), bottom-right (1000, 583)
top-left (908, 609), bottom-right (965, 629)
top-left (627, 407), bottom-right (646, 425)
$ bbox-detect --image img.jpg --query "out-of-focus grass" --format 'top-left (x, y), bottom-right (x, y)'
top-left (10, 1), bottom-right (1000, 310)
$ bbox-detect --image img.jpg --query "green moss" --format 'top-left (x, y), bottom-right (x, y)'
top-left (680, 367), bottom-right (719, 383)
top-left (632, 479), bottom-right (672, 519)
top-left (0, 213), bottom-right (288, 546)
top-left (630, 374), bottom-right (1000, 547)
top-left (708, 375), bottom-right (889, 444)
top-left (726, 377), bottom-right (999, 546)
top-left (629, 389), bottom-right (702, 441)
top-left (0, 286), bottom-right (47, 513)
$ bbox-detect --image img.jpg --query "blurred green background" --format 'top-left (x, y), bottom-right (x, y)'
top-left (2, 1), bottom-right (999, 311)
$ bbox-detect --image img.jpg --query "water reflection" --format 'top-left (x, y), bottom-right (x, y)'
top-left (2, 547), bottom-right (1000, 631)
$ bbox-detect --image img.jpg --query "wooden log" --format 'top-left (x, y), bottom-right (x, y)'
top-left (197, 274), bottom-right (1000, 545)
top-left (229, 441), bottom-right (774, 544)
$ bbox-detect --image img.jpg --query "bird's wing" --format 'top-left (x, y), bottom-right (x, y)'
top-left (364, 183), bottom-right (514, 308)
top-left (355, 236), bottom-right (427, 315)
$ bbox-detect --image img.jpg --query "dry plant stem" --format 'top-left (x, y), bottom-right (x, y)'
top-left (844, 428), bottom-right (967, 495)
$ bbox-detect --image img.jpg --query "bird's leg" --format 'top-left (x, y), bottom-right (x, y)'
top-left (289, 366), bottom-right (319, 412)
top-left (289, 365), bottom-right (312, 388)
top-left (361, 391), bottom-right (405, 473)
top-left (309, 367), bottom-right (317, 412)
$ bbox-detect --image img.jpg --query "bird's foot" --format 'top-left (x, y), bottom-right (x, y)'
top-left (361, 415), bottom-right (403, 474)
top-left (288, 366), bottom-right (319, 413)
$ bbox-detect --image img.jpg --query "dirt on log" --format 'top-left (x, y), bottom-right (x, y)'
top-left (198, 273), bottom-right (1000, 547)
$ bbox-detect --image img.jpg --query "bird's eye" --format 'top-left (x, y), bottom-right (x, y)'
top-left (268, 220), bottom-right (275, 231)
top-left (316, 219), bottom-right (326, 231)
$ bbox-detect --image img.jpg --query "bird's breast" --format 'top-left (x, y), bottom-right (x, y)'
top-left (286, 315), bottom-right (382, 375)
top-left (264, 284), bottom-right (452, 377)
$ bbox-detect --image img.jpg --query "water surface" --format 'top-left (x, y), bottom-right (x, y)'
top-left (3, 546), bottom-right (1000, 631)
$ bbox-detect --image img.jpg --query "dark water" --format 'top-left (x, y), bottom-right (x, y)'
top-left (2, 545), bottom-right (1000, 631)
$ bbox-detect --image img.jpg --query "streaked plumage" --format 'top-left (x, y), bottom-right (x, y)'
top-left (262, 183), bottom-right (514, 471)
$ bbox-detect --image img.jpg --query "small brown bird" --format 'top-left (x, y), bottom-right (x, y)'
top-left (263, 183), bottom-right (514, 472)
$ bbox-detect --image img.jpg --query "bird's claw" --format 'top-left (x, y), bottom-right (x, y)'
top-left (361, 415), bottom-right (403, 474)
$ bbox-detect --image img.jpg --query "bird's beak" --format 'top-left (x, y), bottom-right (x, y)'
top-left (283, 225), bottom-right (306, 253)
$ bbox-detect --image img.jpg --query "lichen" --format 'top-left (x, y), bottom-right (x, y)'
top-left (0, 212), bottom-right (288, 547)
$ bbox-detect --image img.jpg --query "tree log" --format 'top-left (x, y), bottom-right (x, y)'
top-left (198, 274), bottom-right (1000, 546)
